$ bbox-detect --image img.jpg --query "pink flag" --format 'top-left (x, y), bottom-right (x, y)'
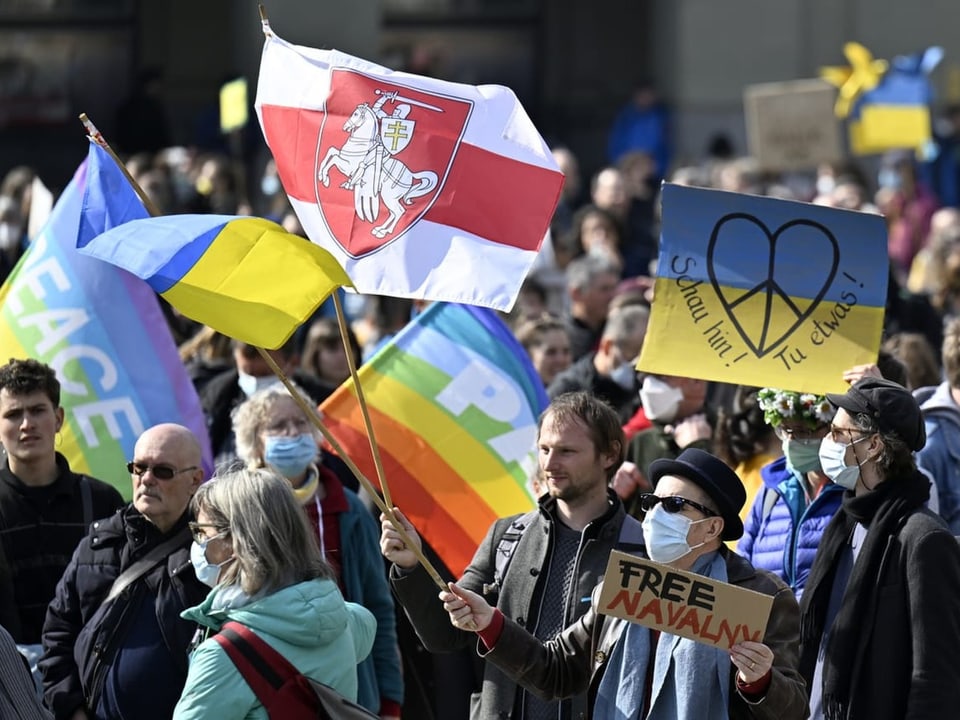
top-left (255, 26), bottom-right (563, 311)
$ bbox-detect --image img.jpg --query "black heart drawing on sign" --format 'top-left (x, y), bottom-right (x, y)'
top-left (707, 213), bottom-right (839, 358)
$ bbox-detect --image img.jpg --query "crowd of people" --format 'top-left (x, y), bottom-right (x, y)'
top-left (4, 81), bottom-right (960, 720)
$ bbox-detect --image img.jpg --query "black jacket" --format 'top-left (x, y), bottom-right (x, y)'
top-left (0, 454), bottom-right (124, 643)
top-left (39, 505), bottom-right (208, 719)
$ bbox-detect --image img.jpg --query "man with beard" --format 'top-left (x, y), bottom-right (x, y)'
top-left (380, 391), bottom-right (642, 720)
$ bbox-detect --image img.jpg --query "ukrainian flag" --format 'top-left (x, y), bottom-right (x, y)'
top-left (78, 215), bottom-right (352, 349)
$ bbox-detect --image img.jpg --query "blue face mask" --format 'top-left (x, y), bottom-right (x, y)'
top-left (263, 434), bottom-right (317, 479)
top-left (640, 504), bottom-right (709, 563)
top-left (190, 537), bottom-right (230, 588)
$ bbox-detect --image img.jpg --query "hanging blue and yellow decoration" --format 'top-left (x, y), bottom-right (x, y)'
top-left (821, 42), bottom-right (943, 156)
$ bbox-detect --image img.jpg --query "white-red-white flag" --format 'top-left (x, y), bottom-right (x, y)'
top-left (255, 26), bottom-right (563, 311)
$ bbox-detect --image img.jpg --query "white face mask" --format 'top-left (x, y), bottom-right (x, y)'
top-left (641, 503), bottom-right (709, 563)
top-left (639, 376), bottom-right (683, 423)
top-left (237, 370), bottom-right (280, 398)
top-left (818, 434), bottom-right (869, 490)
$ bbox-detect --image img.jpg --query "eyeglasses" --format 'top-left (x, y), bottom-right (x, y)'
top-left (263, 417), bottom-right (312, 436)
top-left (188, 521), bottom-right (229, 544)
top-left (127, 461), bottom-right (198, 480)
top-left (828, 424), bottom-right (869, 444)
top-left (774, 425), bottom-right (823, 441)
top-left (638, 493), bottom-right (717, 517)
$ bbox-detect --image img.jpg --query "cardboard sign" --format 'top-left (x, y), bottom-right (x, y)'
top-left (597, 551), bottom-right (774, 650)
top-left (219, 77), bottom-right (248, 133)
top-left (744, 79), bottom-right (843, 171)
top-left (638, 184), bottom-right (888, 395)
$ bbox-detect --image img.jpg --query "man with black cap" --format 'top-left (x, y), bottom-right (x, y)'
top-left (799, 377), bottom-right (960, 720)
top-left (440, 447), bottom-right (808, 720)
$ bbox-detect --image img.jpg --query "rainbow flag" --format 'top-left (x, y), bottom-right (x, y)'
top-left (638, 183), bottom-right (888, 395)
top-left (320, 303), bottom-right (547, 576)
top-left (0, 144), bottom-right (213, 496)
top-left (78, 214), bottom-right (351, 350)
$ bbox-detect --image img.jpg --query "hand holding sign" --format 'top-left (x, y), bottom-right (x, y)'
top-left (730, 641), bottom-right (775, 684)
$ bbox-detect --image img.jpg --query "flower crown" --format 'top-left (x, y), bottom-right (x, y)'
top-left (757, 388), bottom-right (835, 429)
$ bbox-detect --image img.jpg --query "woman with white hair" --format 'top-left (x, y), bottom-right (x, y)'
top-left (173, 469), bottom-right (375, 718)
top-left (229, 385), bottom-right (404, 718)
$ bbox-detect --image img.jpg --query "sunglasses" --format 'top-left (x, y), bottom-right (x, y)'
top-left (127, 461), bottom-right (198, 481)
top-left (638, 493), bottom-right (717, 517)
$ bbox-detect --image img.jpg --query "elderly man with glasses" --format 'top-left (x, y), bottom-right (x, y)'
top-left (40, 423), bottom-right (209, 720)
top-left (440, 447), bottom-right (808, 720)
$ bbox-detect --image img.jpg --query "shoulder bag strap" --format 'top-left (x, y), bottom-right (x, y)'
top-left (214, 622), bottom-right (300, 705)
top-left (104, 525), bottom-right (191, 603)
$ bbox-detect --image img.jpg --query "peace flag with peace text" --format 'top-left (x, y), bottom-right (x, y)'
top-left (320, 302), bottom-right (546, 576)
top-left (255, 27), bottom-right (563, 311)
top-left (637, 184), bottom-right (888, 395)
top-left (0, 144), bottom-right (212, 495)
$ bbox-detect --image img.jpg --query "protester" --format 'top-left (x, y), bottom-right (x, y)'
top-left (232, 384), bottom-right (403, 717)
top-left (548, 304), bottom-right (647, 423)
top-left (0, 623), bottom-right (51, 720)
top-left (40, 423), bottom-right (209, 720)
top-left (381, 391), bottom-right (643, 720)
top-left (441, 448), bottom-right (808, 720)
top-left (514, 315), bottom-right (572, 388)
top-left (736, 388), bottom-right (840, 599)
top-left (915, 316), bottom-right (960, 533)
top-left (172, 468), bottom-right (376, 718)
top-left (0, 360), bottom-right (124, 663)
top-left (299, 316), bottom-right (362, 388)
top-left (799, 378), bottom-right (960, 719)
top-left (561, 255), bottom-right (621, 362)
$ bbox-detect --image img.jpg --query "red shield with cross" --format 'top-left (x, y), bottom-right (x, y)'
top-left (314, 68), bottom-right (473, 257)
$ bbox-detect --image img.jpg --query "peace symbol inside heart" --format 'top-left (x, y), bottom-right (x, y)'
top-left (707, 214), bottom-right (839, 358)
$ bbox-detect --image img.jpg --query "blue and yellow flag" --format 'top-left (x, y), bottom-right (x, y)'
top-left (77, 214), bottom-right (352, 349)
top-left (638, 184), bottom-right (889, 395)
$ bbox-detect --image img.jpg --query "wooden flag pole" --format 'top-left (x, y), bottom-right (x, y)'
top-left (79, 113), bottom-right (163, 218)
top-left (331, 293), bottom-right (394, 510)
top-left (254, 347), bottom-right (446, 590)
top-left (77, 113), bottom-right (446, 591)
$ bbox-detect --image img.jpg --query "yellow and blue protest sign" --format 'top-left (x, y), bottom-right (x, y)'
top-left (638, 184), bottom-right (888, 394)
top-left (821, 43), bottom-right (942, 156)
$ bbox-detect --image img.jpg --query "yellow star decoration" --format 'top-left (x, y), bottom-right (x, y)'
top-left (820, 42), bottom-right (889, 118)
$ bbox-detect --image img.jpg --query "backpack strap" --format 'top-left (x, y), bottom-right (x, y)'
top-left (760, 487), bottom-right (778, 525)
top-left (483, 509), bottom-right (539, 596)
top-left (79, 475), bottom-right (93, 528)
top-left (214, 622), bottom-right (300, 706)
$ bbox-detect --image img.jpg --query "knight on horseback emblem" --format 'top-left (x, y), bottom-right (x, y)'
top-left (319, 89), bottom-right (441, 239)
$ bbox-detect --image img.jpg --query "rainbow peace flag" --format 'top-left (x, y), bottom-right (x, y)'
top-left (0, 143), bottom-right (212, 496)
top-left (78, 214), bottom-right (351, 350)
top-left (320, 303), bottom-right (547, 576)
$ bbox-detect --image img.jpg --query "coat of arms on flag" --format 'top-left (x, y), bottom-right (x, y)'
top-left (315, 72), bottom-right (472, 256)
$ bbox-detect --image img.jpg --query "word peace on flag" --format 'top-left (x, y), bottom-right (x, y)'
top-left (638, 184), bottom-right (888, 395)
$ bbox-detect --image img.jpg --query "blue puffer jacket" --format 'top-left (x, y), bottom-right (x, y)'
top-left (736, 457), bottom-right (843, 601)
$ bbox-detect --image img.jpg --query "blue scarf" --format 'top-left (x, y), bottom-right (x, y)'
top-left (594, 551), bottom-right (731, 720)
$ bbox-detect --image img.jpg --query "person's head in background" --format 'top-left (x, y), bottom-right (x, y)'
top-left (757, 388), bottom-right (834, 478)
top-left (618, 150), bottom-right (658, 201)
top-left (940, 317), bottom-right (960, 394)
top-left (590, 167), bottom-right (630, 222)
top-left (875, 347), bottom-right (909, 388)
top-left (300, 317), bottom-right (361, 388)
top-left (515, 316), bottom-right (572, 387)
top-left (713, 157), bottom-right (762, 195)
top-left (569, 204), bottom-right (624, 269)
top-left (882, 333), bottom-right (941, 391)
top-left (712, 386), bottom-right (778, 469)
top-left (232, 338), bottom-right (299, 399)
top-left (565, 254), bottom-right (621, 331)
top-left (551, 146), bottom-right (581, 205)
top-left (514, 277), bottom-right (549, 322)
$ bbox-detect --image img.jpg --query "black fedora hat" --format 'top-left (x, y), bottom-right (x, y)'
top-left (648, 448), bottom-right (747, 540)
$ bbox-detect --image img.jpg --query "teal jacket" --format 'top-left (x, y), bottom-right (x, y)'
top-left (172, 578), bottom-right (375, 719)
